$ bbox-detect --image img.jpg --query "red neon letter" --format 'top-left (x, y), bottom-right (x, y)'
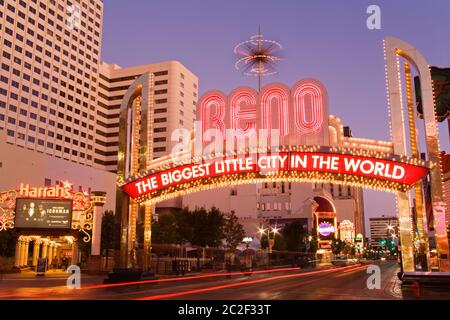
top-left (200, 94), bottom-right (226, 144)
top-left (230, 89), bottom-right (257, 138)
top-left (261, 86), bottom-right (289, 137)
top-left (292, 83), bottom-right (324, 133)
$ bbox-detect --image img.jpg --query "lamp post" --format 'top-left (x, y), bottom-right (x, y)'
top-left (243, 237), bottom-right (253, 249)
top-left (258, 226), bottom-right (279, 268)
top-left (242, 237), bottom-right (253, 272)
top-left (386, 224), bottom-right (396, 256)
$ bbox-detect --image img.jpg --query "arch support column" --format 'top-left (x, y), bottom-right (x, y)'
top-left (143, 203), bottom-right (153, 271)
top-left (41, 240), bottom-right (48, 259)
top-left (21, 238), bottom-right (30, 267)
top-left (116, 72), bottom-right (155, 269)
top-left (32, 238), bottom-right (41, 267)
top-left (14, 239), bottom-right (22, 268)
top-left (384, 36), bottom-right (450, 272)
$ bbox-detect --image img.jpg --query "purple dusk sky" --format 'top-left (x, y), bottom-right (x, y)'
top-left (101, 0), bottom-right (450, 227)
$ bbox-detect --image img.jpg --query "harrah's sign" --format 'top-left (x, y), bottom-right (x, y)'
top-left (19, 183), bottom-right (72, 199)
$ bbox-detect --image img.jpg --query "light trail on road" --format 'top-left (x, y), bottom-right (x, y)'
top-left (0, 266), bottom-right (303, 299)
top-left (342, 265), bottom-right (370, 273)
top-left (81, 267), bottom-right (301, 290)
top-left (136, 264), bottom-right (363, 300)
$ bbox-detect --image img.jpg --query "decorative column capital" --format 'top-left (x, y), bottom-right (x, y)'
top-left (90, 191), bottom-right (106, 206)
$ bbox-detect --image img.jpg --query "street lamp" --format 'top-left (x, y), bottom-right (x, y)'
top-left (258, 226), bottom-right (279, 253)
top-left (258, 225), bottom-right (279, 268)
top-left (243, 237), bottom-right (253, 249)
top-left (242, 237), bottom-right (253, 272)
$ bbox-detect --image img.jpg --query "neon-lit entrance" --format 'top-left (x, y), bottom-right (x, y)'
top-left (0, 183), bottom-right (106, 272)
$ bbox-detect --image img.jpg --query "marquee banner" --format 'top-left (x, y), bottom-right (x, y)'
top-left (122, 152), bottom-right (429, 200)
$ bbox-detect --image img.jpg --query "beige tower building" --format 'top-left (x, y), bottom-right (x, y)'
top-left (0, 0), bottom-right (199, 214)
top-left (0, 0), bottom-right (103, 166)
top-left (95, 61), bottom-right (198, 172)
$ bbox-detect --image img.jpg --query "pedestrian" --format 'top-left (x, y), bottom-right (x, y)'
top-left (62, 256), bottom-right (68, 271)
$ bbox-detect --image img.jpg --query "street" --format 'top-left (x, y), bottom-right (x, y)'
top-left (1, 262), bottom-right (450, 300)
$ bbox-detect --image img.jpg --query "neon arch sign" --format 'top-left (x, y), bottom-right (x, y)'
top-left (120, 78), bottom-right (430, 204)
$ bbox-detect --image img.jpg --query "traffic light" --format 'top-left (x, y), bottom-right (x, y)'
top-left (388, 239), bottom-right (396, 251)
top-left (379, 239), bottom-right (386, 246)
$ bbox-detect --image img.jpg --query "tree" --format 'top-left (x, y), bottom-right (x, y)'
top-left (152, 207), bottom-right (225, 247)
top-left (173, 207), bottom-right (194, 244)
top-left (189, 207), bottom-right (224, 247)
top-left (152, 211), bottom-right (178, 244)
top-left (331, 239), bottom-right (345, 255)
top-left (281, 221), bottom-right (307, 252)
top-left (101, 210), bottom-right (120, 268)
top-left (308, 230), bottom-right (318, 253)
top-left (341, 241), bottom-right (355, 256)
top-left (222, 211), bottom-right (245, 250)
top-left (0, 230), bottom-right (16, 257)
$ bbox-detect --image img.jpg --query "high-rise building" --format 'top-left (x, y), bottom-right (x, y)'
top-left (369, 215), bottom-right (399, 246)
top-left (96, 61), bottom-right (198, 172)
top-left (0, 0), bottom-right (103, 166)
top-left (0, 0), bottom-right (199, 214)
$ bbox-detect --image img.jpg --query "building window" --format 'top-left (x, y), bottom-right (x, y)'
top-left (154, 108), bottom-right (167, 114)
top-left (154, 70), bottom-right (168, 76)
top-left (155, 80), bottom-right (168, 86)
top-left (155, 99), bottom-right (167, 104)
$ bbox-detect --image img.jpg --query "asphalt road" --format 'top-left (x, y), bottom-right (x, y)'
top-left (0, 262), bottom-right (427, 300)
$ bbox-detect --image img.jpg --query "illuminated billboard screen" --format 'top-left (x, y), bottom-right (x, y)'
top-left (14, 198), bottom-right (72, 230)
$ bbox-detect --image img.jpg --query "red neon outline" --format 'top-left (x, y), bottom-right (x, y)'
top-left (230, 89), bottom-right (257, 138)
top-left (200, 94), bottom-right (226, 144)
top-left (293, 83), bottom-right (324, 133)
top-left (261, 86), bottom-right (289, 137)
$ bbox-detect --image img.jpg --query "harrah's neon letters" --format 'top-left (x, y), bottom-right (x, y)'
top-left (198, 79), bottom-right (327, 150)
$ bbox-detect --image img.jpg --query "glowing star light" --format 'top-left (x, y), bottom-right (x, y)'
top-left (62, 180), bottom-right (73, 190)
top-left (234, 27), bottom-right (283, 91)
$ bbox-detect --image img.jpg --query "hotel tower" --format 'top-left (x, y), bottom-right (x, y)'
top-left (0, 0), bottom-right (198, 212)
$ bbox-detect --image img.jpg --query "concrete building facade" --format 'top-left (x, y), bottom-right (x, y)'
top-left (369, 215), bottom-right (399, 247)
top-left (95, 61), bottom-right (198, 172)
top-left (0, 0), bottom-right (199, 215)
top-left (0, 0), bottom-right (103, 166)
